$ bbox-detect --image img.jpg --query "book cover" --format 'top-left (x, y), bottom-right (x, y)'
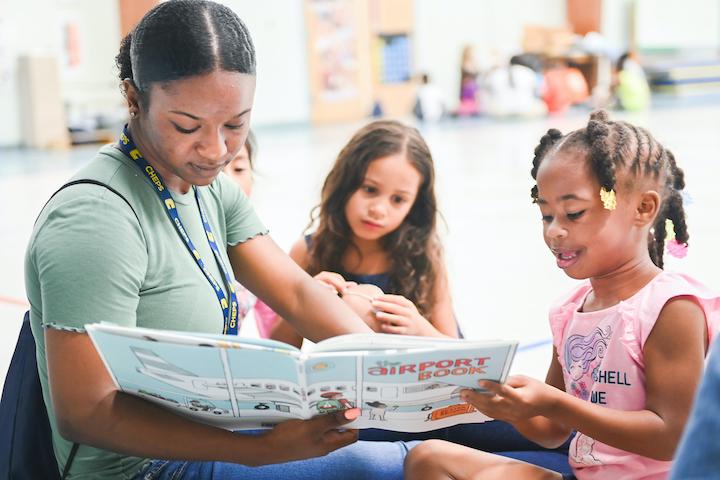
top-left (86, 324), bottom-right (517, 432)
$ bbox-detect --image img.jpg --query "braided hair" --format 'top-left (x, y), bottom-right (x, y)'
top-left (116, 0), bottom-right (255, 109)
top-left (530, 110), bottom-right (688, 269)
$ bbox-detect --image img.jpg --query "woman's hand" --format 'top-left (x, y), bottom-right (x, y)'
top-left (257, 408), bottom-right (360, 464)
top-left (371, 294), bottom-right (437, 336)
top-left (313, 271), bottom-right (356, 295)
top-left (460, 375), bottom-right (560, 424)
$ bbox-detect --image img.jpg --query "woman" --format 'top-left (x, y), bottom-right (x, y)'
top-left (26, 1), bottom-right (413, 478)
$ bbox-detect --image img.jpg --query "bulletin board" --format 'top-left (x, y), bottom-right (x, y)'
top-left (304, 0), bottom-right (373, 123)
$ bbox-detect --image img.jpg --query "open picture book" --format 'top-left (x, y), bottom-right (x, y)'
top-left (86, 323), bottom-right (518, 432)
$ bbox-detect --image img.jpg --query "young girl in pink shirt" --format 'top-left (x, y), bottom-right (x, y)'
top-left (405, 110), bottom-right (720, 480)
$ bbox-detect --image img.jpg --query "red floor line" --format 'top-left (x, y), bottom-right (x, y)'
top-left (0, 295), bottom-right (29, 307)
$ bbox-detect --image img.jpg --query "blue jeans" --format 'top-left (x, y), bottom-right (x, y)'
top-left (360, 420), bottom-right (573, 476)
top-left (132, 440), bottom-right (418, 480)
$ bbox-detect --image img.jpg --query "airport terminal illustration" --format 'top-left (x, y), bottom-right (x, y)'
top-left (130, 347), bottom-right (483, 425)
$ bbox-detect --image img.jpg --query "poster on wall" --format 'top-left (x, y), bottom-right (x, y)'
top-left (307, 0), bottom-right (359, 102)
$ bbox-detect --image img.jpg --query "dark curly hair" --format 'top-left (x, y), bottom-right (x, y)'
top-left (306, 120), bottom-right (442, 319)
top-left (115, 0), bottom-right (255, 109)
top-left (530, 110), bottom-right (688, 269)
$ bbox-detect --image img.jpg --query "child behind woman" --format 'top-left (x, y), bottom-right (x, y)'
top-left (405, 110), bottom-right (720, 479)
top-left (223, 130), bottom-right (276, 338)
top-left (271, 120), bottom-right (459, 347)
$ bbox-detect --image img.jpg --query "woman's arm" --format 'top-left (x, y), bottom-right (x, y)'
top-left (269, 315), bottom-right (304, 348)
top-left (267, 239), bottom-right (308, 347)
top-left (46, 328), bottom-right (359, 465)
top-left (465, 298), bottom-right (707, 460)
top-left (267, 238), bottom-right (366, 347)
top-left (228, 235), bottom-right (372, 342)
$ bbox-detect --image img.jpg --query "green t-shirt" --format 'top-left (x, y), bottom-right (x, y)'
top-left (25, 145), bottom-right (267, 479)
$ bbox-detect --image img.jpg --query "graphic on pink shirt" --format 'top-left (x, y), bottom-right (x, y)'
top-left (573, 434), bottom-right (602, 465)
top-left (564, 325), bottom-right (611, 401)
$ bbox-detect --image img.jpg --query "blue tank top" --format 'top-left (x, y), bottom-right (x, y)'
top-left (343, 272), bottom-right (390, 292)
top-left (304, 234), bottom-right (463, 337)
top-left (304, 235), bottom-right (391, 291)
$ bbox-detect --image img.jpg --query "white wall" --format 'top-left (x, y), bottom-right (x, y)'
top-left (221, 0), bottom-right (311, 126)
top-left (0, 0), bottom-right (121, 147)
top-left (58, 0), bottom-right (123, 118)
top-left (635, 0), bottom-right (720, 50)
top-left (2, 1), bottom-right (716, 147)
top-left (0, 0), bottom-right (58, 146)
top-left (603, 0), bottom-right (720, 54)
top-left (413, 0), bottom-right (566, 109)
top-left (0, 0), bottom-right (312, 147)
top-left (0, 0), bottom-right (615, 147)
top-left (602, 0), bottom-right (633, 52)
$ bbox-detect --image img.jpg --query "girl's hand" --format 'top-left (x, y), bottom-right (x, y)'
top-left (460, 375), bottom-right (559, 423)
top-left (258, 408), bottom-right (360, 464)
top-left (313, 271), bottom-right (357, 295)
top-left (371, 294), bottom-right (435, 336)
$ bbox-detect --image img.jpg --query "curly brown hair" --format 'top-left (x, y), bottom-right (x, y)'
top-left (305, 120), bottom-right (443, 319)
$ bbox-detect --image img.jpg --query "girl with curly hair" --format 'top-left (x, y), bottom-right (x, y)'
top-left (271, 120), bottom-right (459, 347)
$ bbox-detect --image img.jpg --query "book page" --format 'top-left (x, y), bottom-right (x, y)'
top-left (87, 324), bottom-right (517, 433)
top-left (224, 348), bottom-right (307, 429)
top-left (342, 343), bottom-right (517, 432)
top-left (87, 323), bottom-right (305, 431)
top-left (303, 351), bottom-right (361, 418)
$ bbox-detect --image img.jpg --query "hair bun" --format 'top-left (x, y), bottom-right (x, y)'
top-left (589, 109), bottom-right (610, 123)
top-left (548, 128), bottom-right (563, 140)
top-left (540, 128), bottom-right (562, 146)
top-left (587, 119), bottom-right (610, 139)
top-left (587, 110), bottom-right (611, 140)
top-left (534, 129), bottom-right (562, 157)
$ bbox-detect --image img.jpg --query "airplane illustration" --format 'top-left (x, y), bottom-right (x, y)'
top-left (362, 381), bottom-right (463, 409)
top-left (132, 347), bottom-right (303, 410)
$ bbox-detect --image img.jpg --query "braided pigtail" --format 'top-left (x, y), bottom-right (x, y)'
top-left (650, 213), bottom-right (667, 269)
top-left (649, 148), bottom-right (689, 268)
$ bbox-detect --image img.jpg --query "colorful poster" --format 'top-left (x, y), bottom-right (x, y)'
top-left (307, 0), bottom-right (359, 101)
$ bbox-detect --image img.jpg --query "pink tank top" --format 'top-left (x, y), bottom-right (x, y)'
top-left (549, 272), bottom-right (720, 480)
